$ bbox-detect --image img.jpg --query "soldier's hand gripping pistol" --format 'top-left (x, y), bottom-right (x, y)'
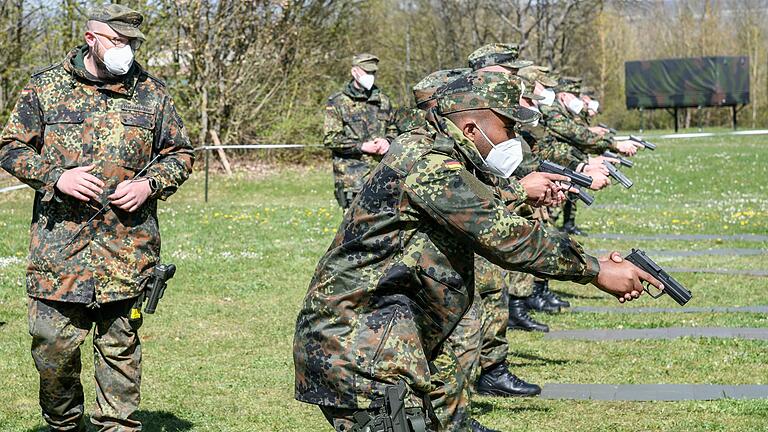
top-left (538, 160), bottom-right (595, 206)
top-left (602, 160), bottom-right (634, 189)
top-left (598, 123), bottom-right (617, 134)
top-left (602, 150), bottom-right (634, 168)
top-left (628, 135), bottom-right (657, 150)
top-left (130, 263), bottom-right (177, 320)
top-left (625, 249), bottom-right (692, 305)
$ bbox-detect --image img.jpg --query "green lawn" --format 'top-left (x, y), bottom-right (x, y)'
top-left (1, 134), bottom-right (767, 431)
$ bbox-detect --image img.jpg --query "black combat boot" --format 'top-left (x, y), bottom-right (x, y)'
top-left (525, 282), bottom-right (560, 314)
top-left (508, 297), bottom-right (549, 332)
top-left (539, 279), bottom-right (570, 309)
top-left (561, 197), bottom-right (587, 236)
top-left (475, 362), bottom-right (542, 397)
top-left (469, 419), bottom-right (500, 432)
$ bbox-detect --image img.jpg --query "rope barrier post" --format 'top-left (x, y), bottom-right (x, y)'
top-left (204, 147), bottom-right (210, 203)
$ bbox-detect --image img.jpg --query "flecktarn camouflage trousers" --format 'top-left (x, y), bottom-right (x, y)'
top-left (28, 297), bottom-right (142, 431)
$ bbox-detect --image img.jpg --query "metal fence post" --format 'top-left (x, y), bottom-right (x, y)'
top-left (204, 148), bottom-right (209, 203)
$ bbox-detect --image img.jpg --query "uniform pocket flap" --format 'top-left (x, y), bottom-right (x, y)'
top-left (120, 111), bottom-right (155, 130)
top-left (44, 110), bottom-right (84, 124)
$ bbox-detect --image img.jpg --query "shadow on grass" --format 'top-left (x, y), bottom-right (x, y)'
top-left (0, 321), bottom-right (6, 327)
top-left (26, 411), bottom-right (193, 432)
top-left (508, 351), bottom-right (579, 367)
top-left (135, 411), bottom-right (193, 431)
top-left (550, 289), bottom-right (604, 300)
top-left (472, 399), bottom-right (551, 416)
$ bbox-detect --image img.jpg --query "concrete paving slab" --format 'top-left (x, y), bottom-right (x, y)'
top-left (589, 233), bottom-right (768, 242)
top-left (590, 248), bottom-right (767, 257)
top-left (541, 384), bottom-right (768, 401)
top-left (544, 327), bottom-right (768, 341)
top-left (569, 306), bottom-right (768, 314)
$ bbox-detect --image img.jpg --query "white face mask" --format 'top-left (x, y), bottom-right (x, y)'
top-left (587, 100), bottom-right (600, 112)
top-left (566, 97), bottom-right (584, 115)
top-left (356, 72), bottom-right (375, 90)
top-left (527, 105), bottom-right (541, 127)
top-left (476, 125), bottom-right (523, 178)
top-left (97, 38), bottom-right (134, 76)
top-left (538, 88), bottom-right (555, 106)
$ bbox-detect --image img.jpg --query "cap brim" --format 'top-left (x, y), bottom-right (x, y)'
top-left (500, 59), bottom-right (534, 69)
top-left (358, 63), bottom-right (378, 72)
top-left (538, 78), bottom-right (559, 87)
top-left (108, 23), bottom-right (145, 41)
top-left (523, 92), bottom-right (544, 101)
top-left (492, 106), bottom-right (540, 124)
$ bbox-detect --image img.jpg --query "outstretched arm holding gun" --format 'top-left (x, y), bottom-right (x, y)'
top-left (628, 135), bottom-right (657, 150)
top-left (598, 123), bottom-right (617, 134)
top-left (538, 160), bottom-right (595, 206)
top-left (624, 249), bottom-right (692, 305)
top-left (603, 150), bottom-right (634, 168)
top-left (602, 160), bottom-right (634, 188)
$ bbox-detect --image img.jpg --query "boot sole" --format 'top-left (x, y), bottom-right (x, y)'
top-left (528, 308), bottom-right (561, 314)
top-left (508, 324), bottom-right (549, 333)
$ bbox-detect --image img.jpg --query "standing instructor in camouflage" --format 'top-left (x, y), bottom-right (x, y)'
top-left (0, 5), bottom-right (193, 431)
top-left (323, 53), bottom-right (397, 209)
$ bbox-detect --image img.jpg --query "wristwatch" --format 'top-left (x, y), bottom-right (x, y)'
top-left (147, 176), bottom-right (160, 196)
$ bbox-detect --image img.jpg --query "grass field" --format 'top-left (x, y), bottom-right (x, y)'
top-left (1, 134), bottom-right (767, 431)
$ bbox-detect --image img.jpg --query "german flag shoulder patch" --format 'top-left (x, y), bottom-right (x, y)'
top-left (443, 160), bottom-right (462, 171)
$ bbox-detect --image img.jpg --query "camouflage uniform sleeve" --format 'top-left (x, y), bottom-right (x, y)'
top-left (404, 153), bottom-right (599, 283)
top-left (493, 176), bottom-right (528, 208)
top-left (323, 99), bottom-right (363, 157)
top-left (534, 138), bottom-right (583, 169)
top-left (543, 106), bottom-right (614, 154)
top-left (143, 95), bottom-right (194, 201)
top-left (0, 84), bottom-right (65, 202)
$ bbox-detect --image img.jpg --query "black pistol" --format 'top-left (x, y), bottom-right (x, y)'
top-left (628, 135), bottom-right (657, 150)
top-left (598, 123), bottom-right (617, 134)
top-left (602, 150), bottom-right (634, 168)
top-left (603, 160), bottom-right (634, 188)
top-left (131, 263), bottom-right (177, 320)
top-left (144, 263), bottom-right (176, 314)
top-left (625, 249), bottom-right (692, 306)
top-left (538, 160), bottom-right (595, 206)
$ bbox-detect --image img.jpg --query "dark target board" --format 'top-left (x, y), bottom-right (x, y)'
top-left (625, 56), bottom-right (750, 131)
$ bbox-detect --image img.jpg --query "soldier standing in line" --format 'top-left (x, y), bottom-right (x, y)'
top-left (0, 5), bottom-right (193, 431)
top-left (323, 53), bottom-right (397, 209)
top-left (539, 76), bottom-right (638, 235)
top-left (294, 71), bottom-right (661, 432)
top-left (457, 46), bottom-right (566, 396)
top-left (395, 68), bottom-right (470, 135)
top-left (401, 68), bottom-right (530, 432)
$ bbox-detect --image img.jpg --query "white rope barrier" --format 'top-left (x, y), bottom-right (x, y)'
top-left (0, 184), bottom-right (27, 194)
top-left (617, 129), bottom-right (768, 140)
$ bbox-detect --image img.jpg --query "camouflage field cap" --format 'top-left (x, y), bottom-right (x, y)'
top-left (557, 76), bottom-right (583, 94)
top-left (580, 85), bottom-right (597, 97)
top-left (518, 78), bottom-right (545, 102)
top-left (468, 43), bottom-right (534, 70)
top-left (352, 53), bottom-right (379, 72)
top-left (89, 4), bottom-right (145, 41)
top-left (517, 65), bottom-right (559, 88)
top-left (436, 71), bottom-right (540, 124)
top-left (413, 68), bottom-right (470, 105)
